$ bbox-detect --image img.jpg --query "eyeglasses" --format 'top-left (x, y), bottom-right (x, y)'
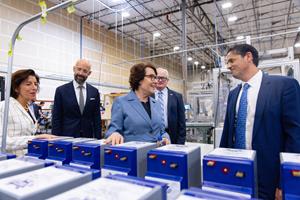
top-left (144, 74), bottom-right (157, 81)
top-left (157, 76), bottom-right (168, 82)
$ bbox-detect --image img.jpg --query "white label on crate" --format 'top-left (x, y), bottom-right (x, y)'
top-left (281, 152), bottom-right (300, 164)
top-left (117, 141), bottom-right (154, 149)
top-left (49, 176), bottom-right (153, 200)
top-left (157, 144), bottom-right (199, 153)
top-left (0, 166), bottom-right (83, 196)
top-left (62, 138), bottom-right (95, 143)
top-left (0, 159), bottom-right (35, 173)
top-left (145, 176), bottom-right (181, 200)
top-left (85, 139), bottom-right (106, 145)
top-left (177, 195), bottom-right (204, 200)
top-left (101, 168), bottom-right (128, 177)
top-left (207, 148), bottom-right (255, 160)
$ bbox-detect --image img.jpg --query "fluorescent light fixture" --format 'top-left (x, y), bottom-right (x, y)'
top-left (298, 26), bottom-right (300, 31)
top-left (228, 16), bottom-right (238, 22)
top-left (153, 32), bottom-right (161, 38)
top-left (122, 12), bottom-right (130, 18)
top-left (194, 61), bottom-right (199, 65)
top-left (201, 65), bottom-right (206, 69)
top-left (188, 57), bottom-right (193, 61)
top-left (236, 35), bottom-right (244, 40)
top-left (294, 43), bottom-right (300, 48)
top-left (222, 2), bottom-right (232, 9)
top-left (173, 46), bottom-right (180, 51)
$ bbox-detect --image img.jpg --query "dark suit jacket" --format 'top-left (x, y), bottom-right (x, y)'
top-left (220, 74), bottom-right (300, 199)
top-left (156, 88), bottom-right (186, 144)
top-left (52, 81), bottom-right (101, 139)
top-left (32, 103), bottom-right (40, 120)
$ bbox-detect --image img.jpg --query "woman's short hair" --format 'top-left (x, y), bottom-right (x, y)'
top-left (11, 69), bottom-right (40, 99)
top-left (129, 63), bottom-right (157, 91)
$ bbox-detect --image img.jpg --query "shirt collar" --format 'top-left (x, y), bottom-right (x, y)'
top-left (73, 80), bottom-right (87, 89)
top-left (156, 87), bottom-right (168, 95)
top-left (242, 70), bottom-right (262, 89)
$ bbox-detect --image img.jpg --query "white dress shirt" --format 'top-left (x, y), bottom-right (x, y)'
top-left (236, 70), bottom-right (263, 149)
top-left (73, 80), bottom-right (87, 107)
top-left (155, 87), bottom-right (168, 128)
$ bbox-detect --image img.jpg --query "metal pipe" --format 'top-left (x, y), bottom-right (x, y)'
top-left (80, 16), bottom-right (83, 59)
top-left (113, 29), bottom-right (300, 66)
top-left (1, 0), bottom-right (82, 152)
top-left (181, 0), bottom-right (187, 102)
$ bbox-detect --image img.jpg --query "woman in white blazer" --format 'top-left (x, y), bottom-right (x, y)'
top-left (0, 69), bottom-right (55, 155)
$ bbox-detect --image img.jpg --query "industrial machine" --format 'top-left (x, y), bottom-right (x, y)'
top-left (46, 137), bottom-right (95, 164)
top-left (280, 152), bottom-right (300, 200)
top-left (145, 144), bottom-right (201, 199)
top-left (49, 174), bottom-right (167, 200)
top-left (0, 152), bottom-right (16, 161)
top-left (0, 165), bottom-right (96, 200)
top-left (0, 156), bottom-right (54, 179)
top-left (177, 187), bottom-right (252, 200)
top-left (202, 148), bottom-right (257, 198)
top-left (27, 137), bottom-right (72, 159)
top-left (102, 141), bottom-right (156, 177)
top-left (70, 139), bottom-right (108, 170)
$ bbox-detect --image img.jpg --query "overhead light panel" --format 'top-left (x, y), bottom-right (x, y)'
top-left (236, 35), bottom-right (244, 40)
top-left (188, 57), bottom-right (193, 61)
top-left (173, 46), bottom-right (180, 51)
top-left (222, 2), bottom-right (232, 9)
top-left (294, 43), bottom-right (300, 48)
top-left (153, 32), bottom-right (161, 38)
top-left (298, 26), bottom-right (300, 31)
top-left (122, 12), bottom-right (130, 18)
top-left (201, 65), bottom-right (206, 69)
top-left (228, 16), bottom-right (238, 22)
top-left (194, 61), bottom-right (199, 65)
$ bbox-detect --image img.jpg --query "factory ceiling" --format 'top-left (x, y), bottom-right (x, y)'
top-left (49, 0), bottom-right (300, 69)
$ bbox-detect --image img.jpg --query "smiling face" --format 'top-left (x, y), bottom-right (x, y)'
top-left (16, 75), bottom-right (39, 103)
top-left (226, 51), bottom-right (256, 81)
top-left (73, 59), bottom-right (91, 84)
top-left (138, 67), bottom-right (158, 96)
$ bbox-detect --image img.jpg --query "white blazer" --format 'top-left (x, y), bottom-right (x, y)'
top-left (0, 97), bottom-right (36, 155)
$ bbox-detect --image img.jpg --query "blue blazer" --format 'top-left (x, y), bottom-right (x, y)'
top-left (220, 74), bottom-right (300, 199)
top-left (52, 81), bottom-right (101, 138)
top-left (105, 91), bottom-right (169, 142)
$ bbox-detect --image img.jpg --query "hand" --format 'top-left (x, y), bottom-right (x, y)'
top-left (35, 134), bottom-right (57, 140)
top-left (162, 137), bottom-right (170, 145)
top-left (157, 137), bottom-right (170, 146)
top-left (105, 132), bottom-right (124, 145)
top-left (275, 188), bottom-right (282, 200)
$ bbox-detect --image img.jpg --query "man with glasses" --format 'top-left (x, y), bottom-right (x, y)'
top-left (155, 67), bottom-right (186, 144)
top-left (52, 59), bottom-right (101, 139)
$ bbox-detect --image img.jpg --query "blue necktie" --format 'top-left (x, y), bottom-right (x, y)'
top-left (235, 83), bottom-right (250, 149)
top-left (158, 91), bottom-right (165, 129)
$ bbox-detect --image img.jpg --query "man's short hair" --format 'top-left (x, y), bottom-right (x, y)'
top-left (227, 44), bottom-right (259, 67)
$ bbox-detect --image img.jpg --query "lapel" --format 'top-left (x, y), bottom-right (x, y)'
top-left (127, 91), bottom-right (152, 126)
top-left (12, 98), bottom-right (33, 124)
top-left (167, 88), bottom-right (172, 115)
top-left (83, 84), bottom-right (90, 114)
top-left (70, 81), bottom-right (82, 115)
top-left (150, 97), bottom-right (157, 127)
top-left (252, 74), bottom-right (270, 140)
top-left (231, 84), bottom-right (242, 123)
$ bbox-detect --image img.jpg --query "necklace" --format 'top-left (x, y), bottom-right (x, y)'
top-left (23, 104), bottom-right (29, 112)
